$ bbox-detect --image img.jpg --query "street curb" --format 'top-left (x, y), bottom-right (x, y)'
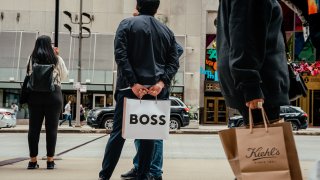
top-left (294, 132), bottom-right (320, 136)
top-left (0, 129), bottom-right (108, 134)
top-left (1, 128), bottom-right (320, 135)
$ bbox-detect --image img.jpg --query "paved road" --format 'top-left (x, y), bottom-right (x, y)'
top-left (0, 133), bottom-right (319, 179)
top-left (1, 133), bottom-right (320, 160)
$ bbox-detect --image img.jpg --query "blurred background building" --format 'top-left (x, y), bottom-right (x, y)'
top-left (0, 0), bottom-right (319, 126)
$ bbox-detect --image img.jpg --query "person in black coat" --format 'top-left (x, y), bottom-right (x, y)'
top-left (98, 0), bottom-right (179, 180)
top-left (216, 0), bottom-right (290, 124)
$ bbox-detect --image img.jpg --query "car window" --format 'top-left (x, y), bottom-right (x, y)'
top-left (290, 106), bottom-right (303, 113)
top-left (280, 107), bottom-right (287, 113)
top-left (287, 107), bottom-right (295, 113)
top-left (171, 99), bottom-right (180, 106)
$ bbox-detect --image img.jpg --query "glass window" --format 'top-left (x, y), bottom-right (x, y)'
top-left (56, 33), bottom-right (115, 84)
top-left (0, 31), bottom-right (38, 81)
top-left (171, 99), bottom-right (180, 106)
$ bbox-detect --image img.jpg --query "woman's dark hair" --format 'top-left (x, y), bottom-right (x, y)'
top-left (30, 35), bottom-right (57, 65)
top-left (137, 0), bottom-right (160, 16)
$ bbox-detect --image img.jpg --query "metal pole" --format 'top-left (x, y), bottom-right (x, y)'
top-left (54, 0), bottom-right (59, 47)
top-left (75, 0), bottom-right (83, 127)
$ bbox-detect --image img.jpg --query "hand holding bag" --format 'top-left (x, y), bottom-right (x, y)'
top-left (219, 108), bottom-right (302, 180)
top-left (122, 97), bottom-right (170, 139)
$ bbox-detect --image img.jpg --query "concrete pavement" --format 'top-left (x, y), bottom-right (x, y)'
top-left (0, 157), bottom-right (315, 180)
top-left (1, 120), bottom-right (319, 179)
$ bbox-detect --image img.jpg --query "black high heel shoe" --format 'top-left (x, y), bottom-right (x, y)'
top-left (27, 161), bottom-right (39, 169)
top-left (47, 161), bottom-right (55, 169)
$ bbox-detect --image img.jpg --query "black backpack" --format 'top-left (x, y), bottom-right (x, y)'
top-left (27, 62), bottom-right (55, 92)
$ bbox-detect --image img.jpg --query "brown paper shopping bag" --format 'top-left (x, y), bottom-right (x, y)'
top-left (219, 108), bottom-right (302, 180)
top-left (269, 121), bottom-right (303, 180)
top-left (236, 126), bottom-right (290, 179)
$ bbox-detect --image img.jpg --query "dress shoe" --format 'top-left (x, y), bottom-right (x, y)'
top-left (135, 174), bottom-right (153, 180)
top-left (121, 167), bottom-right (137, 179)
top-left (27, 161), bottom-right (39, 169)
top-left (47, 161), bottom-right (55, 169)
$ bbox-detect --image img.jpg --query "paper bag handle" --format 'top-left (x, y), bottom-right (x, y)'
top-left (248, 107), bottom-right (270, 133)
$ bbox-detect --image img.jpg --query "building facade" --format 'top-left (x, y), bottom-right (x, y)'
top-left (2, 0), bottom-right (318, 127)
top-left (0, 0), bottom-right (205, 119)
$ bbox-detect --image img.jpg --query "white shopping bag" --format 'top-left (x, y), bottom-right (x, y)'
top-left (122, 97), bottom-right (171, 139)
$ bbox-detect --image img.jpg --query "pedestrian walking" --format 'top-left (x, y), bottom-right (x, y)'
top-left (80, 104), bottom-right (85, 126)
top-left (11, 103), bottom-right (19, 119)
top-left (59, 101), bottom-right (72, 127)
top-left (98, 0), bottom-right (179, 179)
top-left (26, 35), bottom-right (68, 169)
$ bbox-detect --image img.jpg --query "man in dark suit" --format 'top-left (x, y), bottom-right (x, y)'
top-left (98, 0), bottom-right (179, 180)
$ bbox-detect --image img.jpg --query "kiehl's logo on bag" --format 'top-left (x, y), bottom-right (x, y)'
top-left (246, 147), bottom-right (280, 161)
top-left (129, 114), bottom-right (167, 125)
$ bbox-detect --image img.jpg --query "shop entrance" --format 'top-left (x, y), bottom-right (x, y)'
top-left (313, 90), bottom-right (320, 126)
top-left (204, 97), bottom-right (227, 124)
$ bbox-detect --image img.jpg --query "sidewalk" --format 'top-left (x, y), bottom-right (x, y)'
top-left (1, 120), bottom-right (318, 179)
top-left (0, 157), bottom-right (314, 180)
top-left (1, 120), bottom-right (320, 135)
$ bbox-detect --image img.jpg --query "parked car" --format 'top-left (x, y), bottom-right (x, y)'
top-left (87, 96), bottom-right (190, 131)
top-left (0, 108), bottom-right (16, 129)
top-left (228, 105), bottom-right (308, 131)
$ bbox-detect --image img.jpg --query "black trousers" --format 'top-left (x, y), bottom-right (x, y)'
top-left (28, 85), bottom-right (63, 157)
top-left (99, 88), bottom-right (169, 179)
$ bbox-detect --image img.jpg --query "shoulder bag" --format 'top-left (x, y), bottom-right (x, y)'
top-left (281, 23), bottom-right (308, 101)
top-left (19, 59), bottom-right (31, 104)
top-left (288, 63), bottom-right (308, 101)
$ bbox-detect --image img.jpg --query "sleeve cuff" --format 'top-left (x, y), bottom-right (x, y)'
top-left (160, 75), bottom-right (171, 87)
top-left (240, 82), bottom-right (264, 102)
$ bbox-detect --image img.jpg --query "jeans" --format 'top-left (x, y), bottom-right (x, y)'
top-left (60, 114), bottom-right (72, 126)
top-left (99, 89), bottom-right (168, 179)
top-left (133, 140), bottom-right (163, 178)
top-left (12, 113), bottom-right (17, 119)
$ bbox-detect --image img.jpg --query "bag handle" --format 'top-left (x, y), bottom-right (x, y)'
top-left (248, 106), bottom-right (270, 133)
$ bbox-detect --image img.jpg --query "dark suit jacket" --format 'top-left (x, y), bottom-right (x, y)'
top-left (114, 14), bottom-right (180, 91)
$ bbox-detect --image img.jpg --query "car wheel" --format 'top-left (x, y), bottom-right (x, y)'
top-left (290, 121), bottom-right (299, 131)
top-left (102, 117), bottom-right (113, 130)
top-left (169, 117), bottom-right (181, 131)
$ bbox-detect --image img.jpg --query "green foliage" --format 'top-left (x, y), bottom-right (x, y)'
top-left (187, 104), bottom-right (199, 120)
